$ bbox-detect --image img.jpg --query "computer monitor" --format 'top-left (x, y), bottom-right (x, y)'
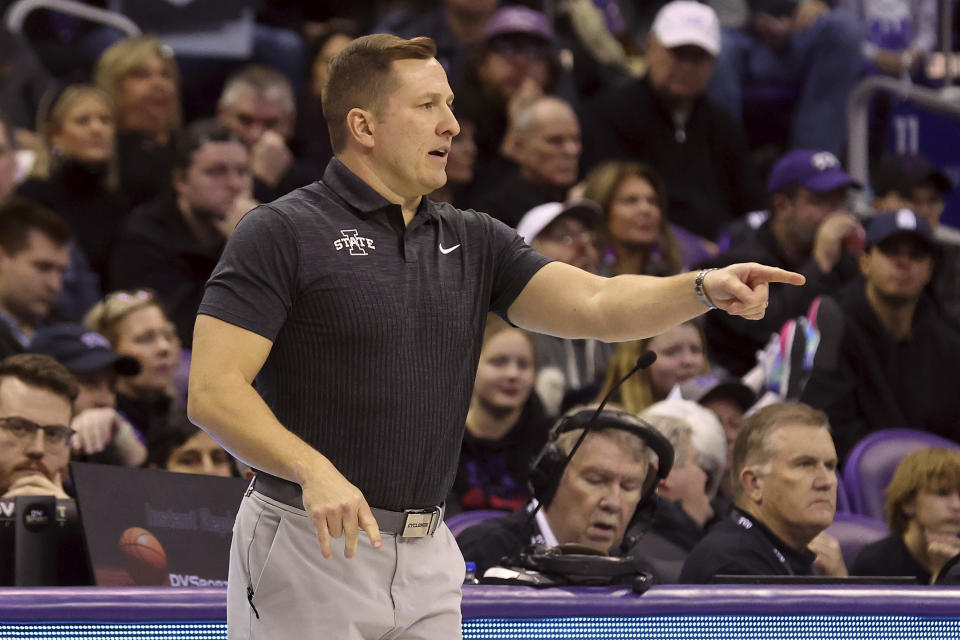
top-left (71, 461), bottom-right (248, 587)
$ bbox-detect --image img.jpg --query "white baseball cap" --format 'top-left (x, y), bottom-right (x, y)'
top-left (651, 0), bottom-right (721, 56)
top-left (516, 200), bottom-right (603, 244)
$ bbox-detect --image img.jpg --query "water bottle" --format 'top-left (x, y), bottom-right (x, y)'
top-left (464, 561), bottom-right (480, 585)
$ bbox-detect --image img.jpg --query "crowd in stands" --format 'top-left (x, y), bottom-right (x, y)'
top-left (0, 0), bottom-right (959, 587)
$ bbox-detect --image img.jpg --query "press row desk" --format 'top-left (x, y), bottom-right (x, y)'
top-left (1, 584), bottom-right (959, 638)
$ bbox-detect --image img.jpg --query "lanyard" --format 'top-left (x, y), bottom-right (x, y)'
top-left (730, 510), bottom-right (795, 576)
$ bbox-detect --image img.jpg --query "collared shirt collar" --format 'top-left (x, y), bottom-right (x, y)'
top-left (322, 157), bottom-right (440, 222)
top-left (531, 499), bottom-right (560, 547)
top-left (0, 308), bottom-right (30, 348)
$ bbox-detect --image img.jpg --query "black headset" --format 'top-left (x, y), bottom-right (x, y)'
top-left (527, 407), bottom-right (675, 539)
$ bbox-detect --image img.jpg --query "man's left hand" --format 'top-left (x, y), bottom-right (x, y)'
top-left (703, 263), bottom-right (806, 319)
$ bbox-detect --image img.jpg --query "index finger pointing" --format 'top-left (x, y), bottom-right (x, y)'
top-left (358, 504), bottom-right (383, 550)
top-left (754, 266), bottom-right (806, 286)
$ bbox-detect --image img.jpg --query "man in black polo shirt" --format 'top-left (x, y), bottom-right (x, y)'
top-left (188, 34), bottom-right (805, 640)
top-left (679, 402), bottom-right (847, 583)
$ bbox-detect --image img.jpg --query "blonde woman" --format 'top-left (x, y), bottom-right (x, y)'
top-left (18, 84), bottom-right (124, 284)
top-left (84, 289), bottom-right (181, 439)
top-left (94, 36), bottom-right (181, 206)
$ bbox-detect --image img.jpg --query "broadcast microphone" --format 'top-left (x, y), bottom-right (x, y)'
top-left (518, 349), bottom-right (658, 541)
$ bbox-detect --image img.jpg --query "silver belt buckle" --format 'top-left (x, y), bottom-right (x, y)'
top-left (400, 507), bottom-right (441, 538)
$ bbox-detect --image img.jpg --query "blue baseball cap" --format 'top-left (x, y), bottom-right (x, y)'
top-left (767, 150), bottom-right (861, 194)
top-left (483, 6), bottom-right (555, 43)
top-left (29, 323), bottom-right (140, 375)
top-left (865, 208), bottom-right (935, 251)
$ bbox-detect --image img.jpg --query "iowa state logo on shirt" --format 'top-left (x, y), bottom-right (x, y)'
top-left (333, 229), bottom-right (376, 255)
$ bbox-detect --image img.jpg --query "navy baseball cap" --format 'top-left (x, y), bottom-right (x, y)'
top-left (679, 374), bottom-right (756, 412)
top-left (865, 208), bottom-right (935, 251)
top-left (766, 150), bottom-right (861, 194)
top-left (29, 323), bottom-right (140, 375)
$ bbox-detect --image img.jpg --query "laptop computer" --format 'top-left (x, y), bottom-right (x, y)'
top-left (71, 461), bottom-right (249, 587)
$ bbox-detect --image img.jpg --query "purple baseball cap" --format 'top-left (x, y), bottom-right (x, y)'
top-left (483, 6), bottom-right (555, 43)
top-left (766, 150), bottom-right (861, 194)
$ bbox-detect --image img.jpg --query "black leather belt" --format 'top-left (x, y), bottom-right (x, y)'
top-left (251, 472), bottom-right (443, 538)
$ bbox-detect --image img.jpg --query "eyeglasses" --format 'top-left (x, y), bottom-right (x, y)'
top-left (0, 417), bottom-right (75, 449)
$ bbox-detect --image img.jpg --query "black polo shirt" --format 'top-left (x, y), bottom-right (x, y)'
top-left (198, 158), bottom-right (551, 510)
top-left (679, 507), bottom-right (816, 584)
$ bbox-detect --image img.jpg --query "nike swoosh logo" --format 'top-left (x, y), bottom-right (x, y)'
top-left (439, 243), bottom-right (461, 254)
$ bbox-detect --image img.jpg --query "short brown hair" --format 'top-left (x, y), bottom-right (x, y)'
top-left (0, 353), bottom-right (78, 403)
top-left (321, 34), bottom-right (436, 153)
top-left (731, 402), bottom-right (830, 498)
top-left (885, 448), bottom-right (960, 534)
top-left (0, 196), bottom-right (72, 254)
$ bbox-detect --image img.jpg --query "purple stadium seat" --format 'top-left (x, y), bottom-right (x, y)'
top-left (824, 513), bottom-right (889, 569)
top-left (445, 510), bottom-right (509, 537)
top-left (843, 429), bottom-right (960, 519)
top-left (835, 471), bottom-right (851, 514)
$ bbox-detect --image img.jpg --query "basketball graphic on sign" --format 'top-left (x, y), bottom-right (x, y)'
top-left (119, 527), bottom-right (169, 585)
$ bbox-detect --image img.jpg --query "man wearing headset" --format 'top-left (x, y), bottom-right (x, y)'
top-left (679, 402), bottom-right (847, 583)
top-left (455, 406), bottom-right (672, 577)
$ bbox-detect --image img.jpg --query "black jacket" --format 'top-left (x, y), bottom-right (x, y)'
top-left (679, 507), bottom-right (816, 583)
top-left (800, 280), bottom-right (960, 460)
top-left (851, 534), bottom-right (928, 584)
top-left (700, 219), bottom-right (859, 375)
top-left (109, 191), bottom-right (222, 348)
top-left (450, 393), bottom-right (551, 514)
top-left (584, 76), bottom-right (761, 240)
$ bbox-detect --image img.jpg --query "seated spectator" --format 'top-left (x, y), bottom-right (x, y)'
top-left (702, 149), bottom-right (863, 375)
top-left (515, 200), bottom-right (613, 415)
top-left (638, 413), bottom-right (717, 582)
top-left (852, 448), bottom-right (960, 583)
top-left (582, 161), bottom-right (708, 276)
top-left (643, 398), bottom-right (728, 501)
top-left (455, 6), bottom-right (566, 198)
top-left (470, 96), bottom-right (581, 227)
top-left (451, 314), bottom-right (551, 513)
top-left (0, 353), bottom-right (77, 499)
top-left (430, 114), bottom-right (478, 207)
top-left (18, 84), bottom-right (128, 287)
top-left (596, 320), bottom-right (709, 415)
top-left (217, 65), bottom-right (320, 203)
top-left (94, 36), bottom-right (182, 208)
top-left (584, 1), bottom-right (761, 241)
top-left (871, 154), bottom-right (960, 329)
top-left (456, 407), bottom-right (667, 578)
top-left (679, 373), bottom-right (757, 497)
top-left (801, 209), bottom-right (960, 460)
top-left (0, 197), bottom-right (72, 358)
top-left (148, 411), bottom-right (235, 477)
top-left (707, 0), bottom-right (862, 156)
top-left (376, 0), bottom-right (498, 91)
top-left (84, 290), bottom-right (180, 441)
top-left (297, 22), bottom-right (357, 170)
top-left (679, 402), bottom-right (846, 583)
top-left (0, 111), bottom-right (16, 203)
top-left (110, 120), bottom-right (255, 347)
top-left (29, 323), bottom-right (145, 467)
